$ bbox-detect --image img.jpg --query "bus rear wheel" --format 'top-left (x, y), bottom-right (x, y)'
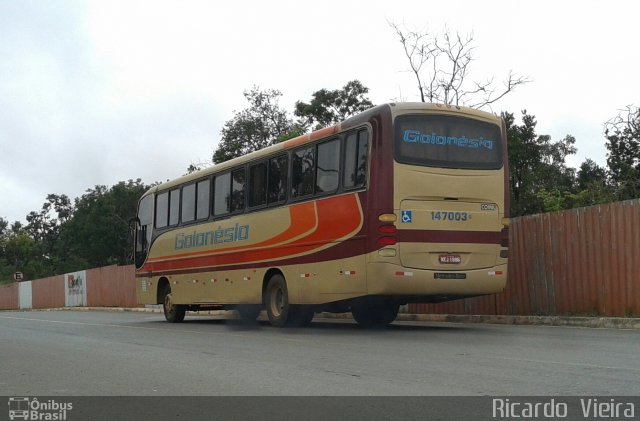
top-left (351, 299), bottom-right (399, 328)
top-left (265, 274), bottom-right (313, 327)
top-left (162, 285), bottom-right (186, 323)
top-left (265, 274), bottom-right (290, 327)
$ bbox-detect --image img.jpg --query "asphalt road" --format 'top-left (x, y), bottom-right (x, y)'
top-left (0, 310), bottom-right (638, 396)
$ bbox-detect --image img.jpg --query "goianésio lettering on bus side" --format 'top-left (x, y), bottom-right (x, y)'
top-left (174, 224), bottom-right (250, 250)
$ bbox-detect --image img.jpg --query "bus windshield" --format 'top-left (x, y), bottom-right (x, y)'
top-left (394, 114), bottom-right (502, 170)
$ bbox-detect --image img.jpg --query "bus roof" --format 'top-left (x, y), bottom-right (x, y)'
top-left (142, 102), bottom-right (502, 197)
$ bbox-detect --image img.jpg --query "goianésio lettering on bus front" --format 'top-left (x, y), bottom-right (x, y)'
top-left (402, 129), bottom-right (494, 150)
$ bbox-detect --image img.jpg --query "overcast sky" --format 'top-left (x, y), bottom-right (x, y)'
top-left (1, 0), bottom-right (638, 224)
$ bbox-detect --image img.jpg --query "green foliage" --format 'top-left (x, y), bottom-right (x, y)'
top-left (0, 231), bottom-right (42, 282)
top-left (294, 80), bottom-right (374, 130)
top-left (60, 180), bottom-right (149, 269)
top-left (212, 86), bottom-right (300, 164)
top-left (535, 189), bottom-right (565, 213)
top-left (275, 125), bottom-right (307, 143)
top-left (564, 159), bottom-right (615, 208)
top-left (605, 105), bottom-right (640, 200)
top-left (503, 110), bottom-right (614, 216)
top-left (212, 81), bottom-right (373, 164)
top-left (0, 179), bottom-right (150, 282)
top-left (504, 111), bottom-right (573, 215)
top-left (0, 218), bottom-right (27, 283)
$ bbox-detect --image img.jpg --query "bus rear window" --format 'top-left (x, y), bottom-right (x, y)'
top-left (394, 115), bottom-right (502, 169)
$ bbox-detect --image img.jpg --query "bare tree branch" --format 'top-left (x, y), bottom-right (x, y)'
top-left (390, 22), bottom-right (530, 109)
top-left (469, 71), bottom-right (532, 109)
top-left (389, 21), bottom-right (438, 103)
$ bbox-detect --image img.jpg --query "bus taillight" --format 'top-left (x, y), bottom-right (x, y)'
top-left (378, 225), bottom-right (397, 235)
top-left (377, 237), bottom-right (397, 247)
top-left (377, 225), bottom-right (397, 247)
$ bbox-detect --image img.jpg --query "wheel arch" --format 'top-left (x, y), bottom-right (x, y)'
top-left (156, 277), bottom-right (170, 304)
top-left (262, 268), bottom-right (285, 301)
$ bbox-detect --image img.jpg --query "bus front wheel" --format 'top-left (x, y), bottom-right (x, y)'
top-left (162, 285), bottom-right (186, 323)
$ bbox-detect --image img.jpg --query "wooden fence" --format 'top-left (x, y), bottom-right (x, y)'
top-left (410, 199), bottom-right (640, 317)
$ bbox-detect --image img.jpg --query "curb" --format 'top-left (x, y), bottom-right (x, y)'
top-left (393, 313), bottom-right (640, 329)
top-left (15, 306), bottom-right (640, 329)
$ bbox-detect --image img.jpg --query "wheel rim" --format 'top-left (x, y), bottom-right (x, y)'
top-left (270, 286), bottom-right (284, 318)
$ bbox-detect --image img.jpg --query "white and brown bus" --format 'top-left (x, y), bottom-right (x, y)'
top-left (133, 102), bottom-right (509, 327)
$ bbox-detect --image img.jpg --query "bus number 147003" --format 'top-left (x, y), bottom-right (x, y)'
top-left (430, 211), bottom-right (469, 221)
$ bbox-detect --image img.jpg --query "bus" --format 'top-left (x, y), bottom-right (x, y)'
top-left (133, 102), bottom-right (509, 327)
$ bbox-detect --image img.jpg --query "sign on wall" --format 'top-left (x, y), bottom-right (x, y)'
top-left (18, 281), bottom-right (32, 310)
top-left (65, 270), bottom-right (87, 307)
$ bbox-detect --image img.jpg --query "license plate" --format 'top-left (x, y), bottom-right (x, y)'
top-left (439, 254), bottom-right (461, 264)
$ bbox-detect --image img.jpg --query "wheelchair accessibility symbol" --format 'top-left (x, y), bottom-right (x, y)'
top-left (401, 210), bottom-right (412, 223)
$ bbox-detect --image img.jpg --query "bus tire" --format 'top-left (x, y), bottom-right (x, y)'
top-left (265, 274), bottom-right (291, 327)
top-left (162, 285), bottom-right (186, 323)
top-left (352, 299), bottom-right (399, 328)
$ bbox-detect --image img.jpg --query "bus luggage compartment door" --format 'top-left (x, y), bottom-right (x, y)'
top-left (398, 200), bottom-right (501, 271)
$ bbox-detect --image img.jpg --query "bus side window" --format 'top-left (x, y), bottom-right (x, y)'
top-left (231, 168), bottom-right (246, 212)
top-left (316, 139), bottom-right (339, 194)
top-left (268, 154), bottom-right (287, 204)
top-left (355, 130), bottom-right (369, 186)
top-left (344, 130), bottom-right (369, 189)
top-left (214, 173), bottom-right (231, 216)
top-left (169, 189), bottom-right (180, 226)
top-left (196, 179), bottom-right (210, 220)
top-left (155, 192), bottom-right (169, 229)
top-left (291, 147), bottom-right (314, 199)
top-left (249, 162), bottom-right (267, 208)
top-left (182, 184), bottom-right (196, 223)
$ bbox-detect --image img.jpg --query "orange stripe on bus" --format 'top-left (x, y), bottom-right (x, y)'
top-left (146, 202), bottom-right (318, 263)
top-left (140, 194), bottom-right (363, 273)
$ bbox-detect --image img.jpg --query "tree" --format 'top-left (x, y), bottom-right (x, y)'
top-left (294, 80), bottom-right (374, 130)
top-left (2, 233), bottom-right (41, 281)
top-left (605, 105), bottom-right (640, 200)
top-left (0, 214), bottom-right (52, 282)
top-left (0, 218), bottom-right (10, 283)
top-left (390, 22), bottom-right (529, 109)
top-left (577, 159), bottom-right (608, 191)
top-left (24, 194), bottom-right (73, 250)
top-left (563, 159), bottom-right (614, 208)
top-left (0, 179), bottom-right (150, 280)
top-left (503, 111), bottom-right (579, 215)
top-left (212, 87), bottom-right (304, 164)
top-left (60, 179), bottom-right (149, 270)
top-left (4, 194), bottom-right (76, 277)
